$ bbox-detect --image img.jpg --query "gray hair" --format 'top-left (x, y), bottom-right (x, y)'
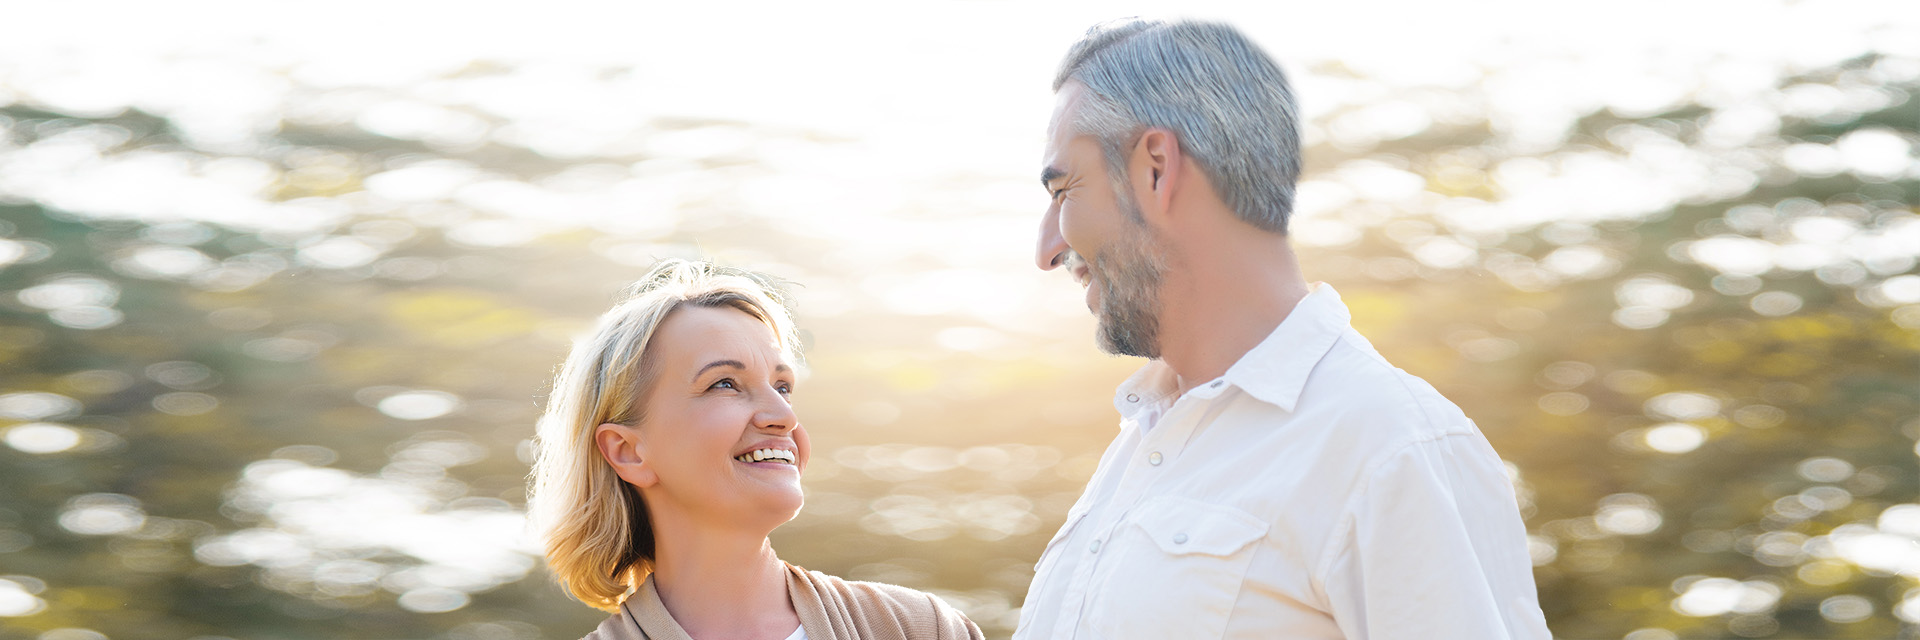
top-left (1054, 18), bottom-right (1302, 234)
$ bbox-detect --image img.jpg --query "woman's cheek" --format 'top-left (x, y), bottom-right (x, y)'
top-left (793, 426), bottom-right (811, 472)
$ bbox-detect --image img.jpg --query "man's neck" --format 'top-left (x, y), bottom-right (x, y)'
top-left (647, 510), bottom-right (797, 640)
top-left (1155, 233), bottom-right (1309, 397)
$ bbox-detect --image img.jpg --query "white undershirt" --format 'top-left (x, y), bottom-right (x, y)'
top-left (782, 625), bottom-right (806, 640)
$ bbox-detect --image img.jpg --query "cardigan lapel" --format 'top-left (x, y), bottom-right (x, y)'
top-left (624, 575), bottom-right (695, 640)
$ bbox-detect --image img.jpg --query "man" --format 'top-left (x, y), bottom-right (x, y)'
top-left (1016, 19), bottom-right (1553, 640)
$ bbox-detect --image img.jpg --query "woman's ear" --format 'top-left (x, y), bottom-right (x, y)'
top-left (595, 422), bottom-right (658, 488)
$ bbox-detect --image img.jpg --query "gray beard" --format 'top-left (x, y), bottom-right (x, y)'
top-left (1092, 218), bottom-right (1166, 359)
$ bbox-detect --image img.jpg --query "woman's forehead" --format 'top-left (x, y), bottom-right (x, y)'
top-left (655, 305), bottom-right (789, 369)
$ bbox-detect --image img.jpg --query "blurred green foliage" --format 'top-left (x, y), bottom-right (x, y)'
top-left (0, 52), bottom-right (1917, 640)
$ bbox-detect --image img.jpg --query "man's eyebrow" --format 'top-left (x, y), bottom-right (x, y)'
top-left (692, 360), bottom-right (746, 380)
top-left (1040, 166), bottom-right (1065, 189)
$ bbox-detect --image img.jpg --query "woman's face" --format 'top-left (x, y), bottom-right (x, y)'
top-left (599, 304), bottom-right (809, 531)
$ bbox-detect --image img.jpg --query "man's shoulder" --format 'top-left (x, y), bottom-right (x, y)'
top-left (1300, 329), bottom-right (1476, 439)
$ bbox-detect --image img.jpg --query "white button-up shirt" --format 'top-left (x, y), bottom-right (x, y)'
top-left (1014, 284), bottom-right (1552, 640)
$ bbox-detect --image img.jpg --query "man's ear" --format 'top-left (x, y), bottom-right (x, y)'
top-left (595, 422), bottom-right (658, 489)
top-left (1130, 128), bottom-right (1182, 224)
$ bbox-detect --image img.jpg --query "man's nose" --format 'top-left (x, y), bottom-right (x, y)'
top-left (1035, 205), bottom-right (1069, 271)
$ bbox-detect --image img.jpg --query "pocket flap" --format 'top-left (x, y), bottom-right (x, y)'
top-left (1131, 497), bottom-right (1268, 557)
top-left (1035, 506), bottom-right (1091, 569)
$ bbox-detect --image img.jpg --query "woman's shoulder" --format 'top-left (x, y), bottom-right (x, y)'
top-left (806, 569), bottom-right (944, 609)
top-left (578, 601), bottom-right (644, 640)
top-left (791, 566), bottom-right (984, 640)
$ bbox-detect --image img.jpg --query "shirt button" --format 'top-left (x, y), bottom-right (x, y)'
top-left (1089, 540), bottom-right (1102, 554)
top-left (1148, 452), bottom-right (1163, 466)
top-left (1209, 381), bottom-right (1223, 389)
top-left (1126, 394), bottom-right (1139, 403)
top-left (1173, 533), bottom-right (1189, 545)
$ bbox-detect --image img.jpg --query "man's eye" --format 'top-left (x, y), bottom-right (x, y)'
top-left (776, 383), bottom-right (794, 395)
top-left (1050, 188), bottom-right (1067, 200)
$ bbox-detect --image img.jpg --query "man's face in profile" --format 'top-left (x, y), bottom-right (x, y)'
top-left (1038, 82), bottom-right (1165, 358)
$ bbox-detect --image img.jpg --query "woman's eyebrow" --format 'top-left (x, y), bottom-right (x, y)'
top-left (691, 360), bottom-right (791, 381)
top-left (691, 360), bottom-right (745, 381)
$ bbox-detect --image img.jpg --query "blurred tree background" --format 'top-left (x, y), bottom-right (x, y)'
top-left (1, 5), bottom-right (1918, 640)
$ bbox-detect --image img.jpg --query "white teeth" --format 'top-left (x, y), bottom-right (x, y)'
top-left (734, 448), bottom-right (796, 464)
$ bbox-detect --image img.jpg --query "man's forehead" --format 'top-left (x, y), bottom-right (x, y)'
top-left (1044, 82), bottom-right (1089, 160)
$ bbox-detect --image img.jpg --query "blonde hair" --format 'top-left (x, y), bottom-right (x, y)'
top-left (529, 259), bottom-right (798, 612)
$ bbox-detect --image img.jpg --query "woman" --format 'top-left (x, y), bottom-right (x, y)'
top-left (529, 260), bottom-right (983, 640)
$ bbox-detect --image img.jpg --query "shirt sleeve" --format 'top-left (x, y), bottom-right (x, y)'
top-left (1318, 433), bottom-right (1552, 640)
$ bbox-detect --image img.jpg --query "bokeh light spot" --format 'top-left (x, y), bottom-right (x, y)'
top-left (398, 587), bottom-right (471, 613)
top-left (3, 423), bottom-right (82, 454)
top-left (1623, 630), bottom-right (1677, 640)
top-left (1538, 392), bottom-right (1590, 416)
top-left (0, 578), bottom-right (46, 617)
top-left (1819, 594), bottom-right (1874, 623)
top-left (37, 630), bottom-right (106, 640)
top-left (0, 392), bottom-right (82, 421)
top-left (1797, 457), bottom-right (1855, 483)
top-left (46, 306), bottom-right (124, 330)
top-left (18, 276), bottom-right (119, 310)
top-left (1644, 423), bottom-right (1706, 454)
top-left (377, 391), bottom-right (463, 420)
top-left (57, 494), bottom-right (146, 536)
top-left (1749, 291), bottom-right (1803, 316)
top-left (1645, 392), bottom-right (1720, 421)
top-left (1672, 578), bottom-right (1780, 617)
top-left (153, 392), bottom-right (219, 416)
top-left (1596, 494), bottom-right (1663, 535)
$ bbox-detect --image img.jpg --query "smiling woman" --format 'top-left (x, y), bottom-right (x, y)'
top-left (528, 259), bottom-right (983, 640)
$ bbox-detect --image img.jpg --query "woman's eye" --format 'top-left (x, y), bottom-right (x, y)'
top-left (776, 383), bottom-right (793, 395)
top-left (709, 378), bottom-right (737, 391)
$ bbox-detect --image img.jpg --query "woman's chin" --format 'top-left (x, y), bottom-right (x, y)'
top-left (717, 468), bottom-right (806, 527)
top-left (769, 490), bottom-right (805, 520)
top-left (744, 492), bottom-right (805, 531)
top-left (745, 480), bottom-right (805, 518)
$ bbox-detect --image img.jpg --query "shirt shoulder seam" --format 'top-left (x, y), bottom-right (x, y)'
top-left (1308, 429), bottom-right (1479, 593)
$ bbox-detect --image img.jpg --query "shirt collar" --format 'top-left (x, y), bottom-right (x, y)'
top-left (1112, 283), bottom-right (1351, 416)
top-left (1113, 357), bottom-right (1179, 417)
top-left (1222, 283), bottom-right (1350, 412)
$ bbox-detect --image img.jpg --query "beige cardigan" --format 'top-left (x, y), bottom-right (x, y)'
top-left (582, 563), bottom-right (985, 640)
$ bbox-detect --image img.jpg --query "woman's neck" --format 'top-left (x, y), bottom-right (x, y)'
top-left (648, 517), bottom-right (798, 640)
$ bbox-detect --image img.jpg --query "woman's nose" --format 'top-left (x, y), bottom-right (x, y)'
top-left (754, 389), bottom-right (799, 432)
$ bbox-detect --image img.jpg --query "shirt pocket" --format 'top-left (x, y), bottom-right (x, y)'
top-left (1036, 504), bottom-right (1091, 570)
top-left (1088, 497), bottom-right (1268, 640)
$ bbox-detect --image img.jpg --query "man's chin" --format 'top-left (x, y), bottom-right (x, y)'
top-left (1096, 319), bottom-right (1156, 358)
